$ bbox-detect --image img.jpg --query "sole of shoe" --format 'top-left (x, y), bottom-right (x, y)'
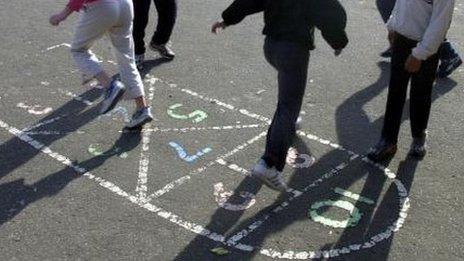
top-left (149, 44), bottom-right (175, 60)
top-left (100, 88), bottom-right (125, 115)
top-left (251, 172), bottom-right (287, 192)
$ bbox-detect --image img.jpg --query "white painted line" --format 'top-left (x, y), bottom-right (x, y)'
top-left (135, 84), bottom-right (156, 200)
top-left (23, 130), bottom-right (85, 136)
top-left (44, 43), bottom-right (71, 52)
top-left (333, 187), bottom-right (375, 205)
top-left (17, 102), bottom-right (53, 115)
top-left (140, 124), bottom-right (265, 133)
top-left (144, 131), bottom-right (267, 202)
top-left (0, 119), bottom-right (252, 251)
top-left (144, 75), bottom-right (271, 124)
top-left (225, 158), bottom-right (356, 247)
top-left (21, 115), bottom-right (65, 132)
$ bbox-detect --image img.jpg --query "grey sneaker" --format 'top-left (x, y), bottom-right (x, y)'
top-left (125, 107), bottom-right (153, 129)
top-left (100, 80), bottom-right (126, 114)
top-left (135, 54), bottom-right (145, 71)
top-left (149, 42), bottom-right (175, 60)
top-left (251, 159), bottom-right (288, 192)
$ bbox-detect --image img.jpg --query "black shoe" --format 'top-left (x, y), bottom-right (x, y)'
top-left (408, 136), bottom-right (427, 159)
top-left (149, 42), bottom-right (175, 60)
top-left (367, 139), bottom-right (397, 162)
top-left (437, 56), bottom-right (462, 78)
top-left (380, 47), bottom-right (392, 58)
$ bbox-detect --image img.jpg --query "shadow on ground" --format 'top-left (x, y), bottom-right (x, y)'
top-left (173, 61), bottom-right (457, 260)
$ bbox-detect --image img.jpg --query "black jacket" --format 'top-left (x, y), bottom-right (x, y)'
top-left (222, 0), bottom-right (349, 50)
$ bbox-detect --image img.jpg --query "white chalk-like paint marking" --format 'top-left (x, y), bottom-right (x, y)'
top-left (24, 130), bottom-right (85, 136)
top-left (145, 75), bottom-right (272, 124)
top-left (213, 182), bottom-right (256, 211)
top-left (44, 43), bottom-right (71, 52)
top-left (286, 147), bottom-right (315, 169)
top-left (58, 89), bottom-right (93, 106)
top-left (17, 102), bottom-right (53, 115)
top-left (309, 200), bottom-right (362, 229)
top-left (225, 158), bottom-right (355, 247)
top-left (21, 73), bottom-right (407, 258)
top-left (145, 131), bottom-right (267, 202)
top-left (21, 115), bottom-right (64, 132)
top-left (333, 187), bottom-right (375, 205)
top-left (140, 124), bottom-right (264, 134)
top-left (135, 84), bottom-right (156, 200)
top-left (0, 119), bottom-right (250, 251)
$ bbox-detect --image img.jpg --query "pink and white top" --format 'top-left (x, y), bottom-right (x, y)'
top-left (67, 0), bottom-right (98, 12)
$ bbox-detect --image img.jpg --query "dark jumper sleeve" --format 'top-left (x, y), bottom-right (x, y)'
top-left (309, 0), bottom-right (349, 50)
top-left (221, 0), bottom-right (265, 26)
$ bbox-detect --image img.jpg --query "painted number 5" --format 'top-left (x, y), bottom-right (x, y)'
top-left (167, 103), bottom-right (208, 123)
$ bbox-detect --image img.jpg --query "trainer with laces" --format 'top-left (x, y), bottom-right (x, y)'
top-left (212, 0), bottom-right (349, 192)
top-left (132, 0), bottom-right (177, 70)
top-left (50, 0), bottom-right (153, 130)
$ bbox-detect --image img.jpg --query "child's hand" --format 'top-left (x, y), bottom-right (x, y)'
top-left (211, 21), bottom-right (226, 34)
top-left (388, 30), bottom-right (396, 46)
top-left (49, 13), bottom-right (66, 26)
top-left (50, 8), bottom-right (72, 26)
top-left (404, 55), bottom-right (422, 73)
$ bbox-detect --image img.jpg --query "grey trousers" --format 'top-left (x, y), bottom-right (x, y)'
top-left (262, 37), bottom-right (310, 172)
top-left (71, 0), bottom-right (145, 99)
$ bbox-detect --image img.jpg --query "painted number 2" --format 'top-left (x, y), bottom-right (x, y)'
top-left (309, 187), bottom-right (375, 229)
top-left (169, 141), bottom-right (212, 163)
top-left (167, 103), bottom-right (208, 123)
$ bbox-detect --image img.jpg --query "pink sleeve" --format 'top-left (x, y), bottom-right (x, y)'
top-left (67, 0), bottom-right (85, 12)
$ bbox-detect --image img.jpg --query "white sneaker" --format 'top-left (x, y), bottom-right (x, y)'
top-left (251, 159), bottom-right (288, 192)
top-left (125, 107), bottom-right (153, 129)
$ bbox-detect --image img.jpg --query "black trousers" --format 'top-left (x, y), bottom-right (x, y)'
top-left (262, 37), bottom-right (310, 171)
top-left (133, 0), bottom-right (177, 55)
top-left (381, 34), bottom-right (439, 144)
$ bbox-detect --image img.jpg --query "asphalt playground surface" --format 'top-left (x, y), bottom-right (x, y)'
top-left (1, 0), bottom-right (464, 260)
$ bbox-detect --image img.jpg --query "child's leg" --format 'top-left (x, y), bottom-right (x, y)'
top-left (132, 0), bottom-right (152, 56)
top-left (109, 0), bottom-right (147, 109)
top-left (71, 4), bottom-right (118, 88)
top-left (380, 35), bottom-right (414, 144)
top-left (262, 38), bottom-right (309, 172)
top-left (152, 0), bottom-right (177, 45)
top-left (376, 0), bottom-right (397, 23)
top-left (409, 53), bottom-right (440, 139)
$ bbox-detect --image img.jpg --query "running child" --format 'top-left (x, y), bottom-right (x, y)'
top-left (49, 0), bottom-right (153, 129)
top-left (212, 0), bottom-right (349, 191)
